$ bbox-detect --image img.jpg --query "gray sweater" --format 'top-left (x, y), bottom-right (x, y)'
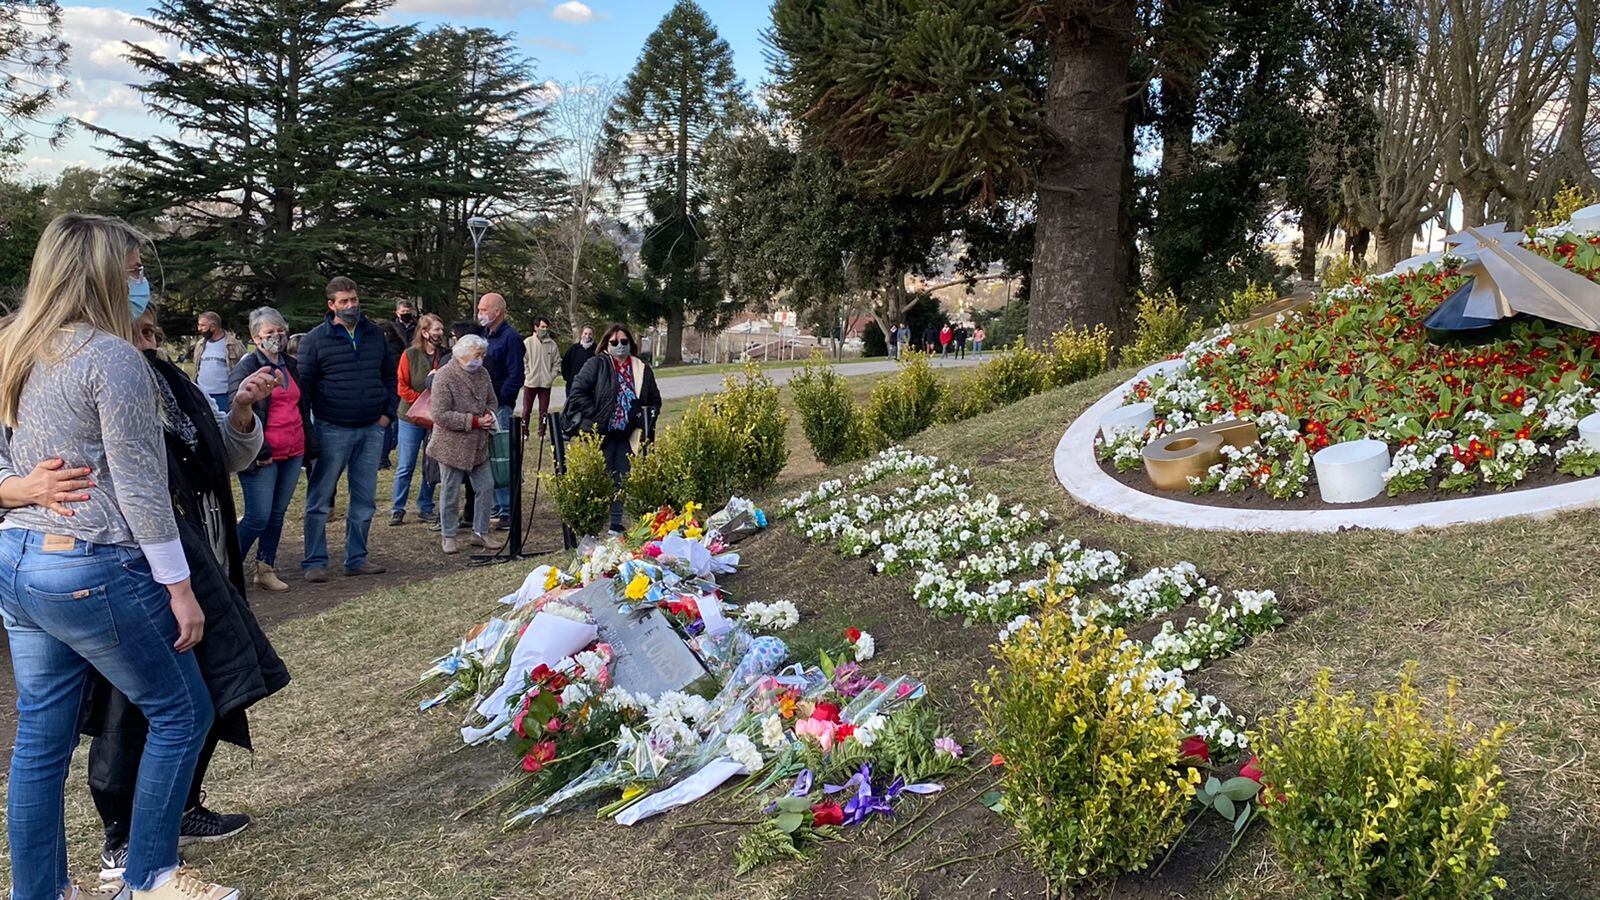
top-left (0, 326), bottom-right (181, 549)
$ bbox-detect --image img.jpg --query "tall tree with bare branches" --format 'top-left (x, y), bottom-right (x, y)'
top-left (544, 74), bottom-right (620, 334)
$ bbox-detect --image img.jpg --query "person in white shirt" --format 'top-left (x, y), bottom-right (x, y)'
top-left (191, 311), bottom-right (245, 412)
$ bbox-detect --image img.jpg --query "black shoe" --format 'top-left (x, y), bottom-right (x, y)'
top-left (389, 510), bottom-right (405, 526)
top-left (99, 839), bottom-right (128, 882)
top-left (493, 516), bottom-right (511, 532)
top-left (305, 567), bottom-right (328, 584)
top-left (344, 561), bottom-right (387, 576)
top-left (418, 510), bottom-right (438, 525)
top-left (179, 801), bottom-right (251, 846)
top-left (427, 520), bottom-right (442, 533)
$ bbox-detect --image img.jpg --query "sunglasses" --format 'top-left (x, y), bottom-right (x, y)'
top-left (608, 338), bottom-right (630, 346)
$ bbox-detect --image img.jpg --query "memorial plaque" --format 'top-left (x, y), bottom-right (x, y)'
top-left (567, 581), bottom-right (708, 698)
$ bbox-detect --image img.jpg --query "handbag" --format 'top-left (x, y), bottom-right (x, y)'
top-left (406, 388), bottom-right (434, 429)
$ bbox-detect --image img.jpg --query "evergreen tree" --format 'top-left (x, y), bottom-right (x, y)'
top-left (338, 26), bottom-right (562, 316)
top-left (603, 0), bottom-right (750, 364)
top-left (0, 0), bottom-right (69, 162)
top-left (91, 0), bottom-right (412, 324)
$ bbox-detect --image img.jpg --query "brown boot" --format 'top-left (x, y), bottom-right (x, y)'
top-left (254, 561), bottom-right (290, 593)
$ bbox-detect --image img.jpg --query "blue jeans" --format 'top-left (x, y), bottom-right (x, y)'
top-left (302, 421), bottom-right (383, 572)
top-left (0, 531), bottom-right (212, 898)
top-left (493, 406), bottom-right (512, 517)
top-left (208, 393), bottom-right (229, 413)
top-left (237, 457), bottom-right (303, 567)
top-left (390, 421), bottom-right (436, 516)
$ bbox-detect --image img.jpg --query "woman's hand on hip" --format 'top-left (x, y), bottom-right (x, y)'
top-left (1, 458), bottom-right (93, 514)
top-left (167, 579), bottom-right (205, 652)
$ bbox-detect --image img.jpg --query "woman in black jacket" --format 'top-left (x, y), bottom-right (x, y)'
top-left (562, 323), bottom-right (662, 532)
top-left (230, 306), bottom-right (316, 593)
top-left (79, 305), bottom-right (293, 882)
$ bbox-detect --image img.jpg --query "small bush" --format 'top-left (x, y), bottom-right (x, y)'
top-left (1125, 289), bottom-right (1202, 366)
top-left (552, 433), bottom-right (615, 537)
top-left (1215, 280), bottom-right (1278, 327)
top-left (790, 354), bottom-right (871, 465)
top-left (1252, 667), bottom-right (1511, 900)
top-left (1320, 254), bottom-right (1368, 290)
top-left (1530, 182), bottom-right (1600, 229)
top-left (938, 340), bottom-right (1051, 422)
top-left (1044, 325), bottom-right (1112, 387)
top-left (624, 398), bottom-right (744, 518)
top-left (713, 362), bottom-right (790, 492)
top-left (977, 586), bottom-right (1200, 888)
top-left (865, 351), bottom-right (946, 443)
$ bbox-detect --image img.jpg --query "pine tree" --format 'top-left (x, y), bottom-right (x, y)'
top-left (604, 0), bottom-right (751, 364)
top-left (337, 26), bottom-right (563, 317)
top-left (0, 0), bottom-right (69, 163)
top-left (91, 0), bottom-right (412, 325)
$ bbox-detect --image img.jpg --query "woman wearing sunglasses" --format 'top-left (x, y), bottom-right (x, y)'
top-left (560, 323), bottom-right (662, 533)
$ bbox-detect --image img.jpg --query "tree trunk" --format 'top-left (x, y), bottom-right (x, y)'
top-left (566, 210), bottom-right (586, 334)
top-left (1459, 184), bottom-right (1490, 229)
top-left (1028, 4), bottom-right (1137, 347)
top-left (1297, 206), bottom-right (1328, 281)
top-left (1373, 224), bottom-right (1413, 273)
top-left (663, 307), bottom-right (685, 365)
top-left (1554, 0), bottom-right (1599, 192)
top-left (1346, 227), bottom-right (1371, 265)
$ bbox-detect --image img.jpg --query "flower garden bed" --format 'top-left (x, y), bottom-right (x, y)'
top-left (1094, 230), bottom-right (1600, 508)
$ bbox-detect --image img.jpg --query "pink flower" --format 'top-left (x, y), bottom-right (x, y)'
top-left (934, 737), bottom-right (964, 758)
top-left (896, 682), bottom-right (914, 698)
top-left (642, 543), bottom-right (663, 559)
top-left (793, 716), bottom-right (838, 752)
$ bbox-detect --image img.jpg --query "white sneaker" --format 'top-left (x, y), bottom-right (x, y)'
top-left (442, 537), bottom-right (459, 555)
top-left (127, 867), bottom-right (240, 900)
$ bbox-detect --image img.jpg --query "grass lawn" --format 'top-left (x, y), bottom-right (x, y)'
top-left (4, 367), bottom-right (1598, 898)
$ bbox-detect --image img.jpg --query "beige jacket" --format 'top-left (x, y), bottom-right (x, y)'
top-left (521, 333), bottom-right (561, 391)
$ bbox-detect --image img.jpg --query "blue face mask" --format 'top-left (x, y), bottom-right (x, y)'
top-left (128, 276), bottom-right (151, 319)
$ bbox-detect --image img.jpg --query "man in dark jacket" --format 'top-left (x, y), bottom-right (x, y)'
top-left (476, 292), bottom-right (524, 526)
top-left (562, 323), bottom-right (596, 386)
top-left (297, 276), bottom-right (399, 581)
top-left (377, 300), bottom-right (418, 469)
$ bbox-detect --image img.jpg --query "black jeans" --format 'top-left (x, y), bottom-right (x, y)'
top-left (602, 431), bottom-right (633, 531)
top-left (90, 726), bottom-right (221, 846)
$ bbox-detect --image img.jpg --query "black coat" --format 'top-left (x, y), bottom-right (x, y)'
top-left (229, 349), bottom-right (317, 470)
top-left (81, 354), bottom-right (292, 793)
top-left (561, 341), bottom-right (596, 385)
top-left (562, 355), bottom-right (661, 437)
top-left (297, 313), bottom-right (399, 427)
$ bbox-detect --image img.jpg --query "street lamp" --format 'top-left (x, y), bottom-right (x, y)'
top-left (467, 215), bottom-right (492, 299)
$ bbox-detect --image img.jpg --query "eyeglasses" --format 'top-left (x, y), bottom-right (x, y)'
top-left (126, 263), bottom-right (145, 280)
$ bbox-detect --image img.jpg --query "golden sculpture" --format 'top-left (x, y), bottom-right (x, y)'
top-left (1143, 419), bottom-right (1262, 491)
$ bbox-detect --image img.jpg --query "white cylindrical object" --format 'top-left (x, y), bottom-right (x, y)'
top-left (1100, 401), bottom-right (1155, 442)
top-left (1313, 439), bottom-right (1390, 504)
top-left (1569, 203), bottom-right (1600, 233)
top-left (1579, 412), bottom-right (1600, 448)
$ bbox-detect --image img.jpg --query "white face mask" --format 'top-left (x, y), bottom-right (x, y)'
top-left (258, 334), bottom-right (285, 356)
top-left (580, 335), bottom-right (594, 348)
top-left (464, 358), bottom-right (484, 371)
top-left (477, 313), bottom-right (494, 329)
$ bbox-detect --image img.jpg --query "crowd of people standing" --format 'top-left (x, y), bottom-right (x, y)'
top-left (0, 212), bottom-right (664, 899)
top-left (888, 320), bottom-right (985, 360)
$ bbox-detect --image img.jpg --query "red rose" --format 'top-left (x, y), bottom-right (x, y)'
top-left (835, 723), bottom-right (856, 741)
top-left (511, 698), bottom-right (531, 738)
top-left (812, 701), bottom-right (841, 723)
top-left (844, 627), bottom-right (862, 643)
top-left (546, 716), bottom-right (563, 733)
top-left (1239, 756), bottom-right (1264, 784)
top-left (810, 801), bottom-right (845, 828)
top-left (990, 753), bottom-right (1006, 768)
top-left (521, 740), bottom-right (557, 773)
top-left (1179, 736), bottom-right (1210, 763)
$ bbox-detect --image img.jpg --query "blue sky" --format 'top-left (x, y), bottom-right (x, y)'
top-left (19, 0), bottom-right (772, 179)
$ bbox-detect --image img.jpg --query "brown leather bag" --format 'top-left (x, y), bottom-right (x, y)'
top-left (406, 388), bottom-right (434, 429)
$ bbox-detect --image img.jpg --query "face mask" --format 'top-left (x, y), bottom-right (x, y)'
top-left (259, 334), bottom-right (285, 356)
top-left (128, 276), bottom-right (151, 319)
top-left (607, 342), bottom-right (630, 358)
top-left (398, 313), bottom-right (416, 325)
top-left (477, 313), bottom-right (494, 328)
top-left (537, 326), bottom-right (549, 337)
top-left (335, 306), bottom-right (360, 324)
top-left (580, 335), bottom-right (594, 348)
top-left (464, 358), bottom-right (484, 371)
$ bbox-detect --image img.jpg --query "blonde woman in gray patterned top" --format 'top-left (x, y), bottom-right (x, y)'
top-left (0, 214), bottom-right (241, 900)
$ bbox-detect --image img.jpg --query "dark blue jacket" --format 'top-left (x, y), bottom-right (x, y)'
top-left (484, 320), bottom-right (525, 409)
top-left (296, 312), bottom-right (399, 428)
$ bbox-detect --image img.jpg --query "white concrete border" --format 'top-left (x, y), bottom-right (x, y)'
top-left (1054, 360), bottom-right (1600, 532)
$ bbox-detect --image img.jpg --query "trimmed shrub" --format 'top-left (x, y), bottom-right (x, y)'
top-left (551, 433), bottom-right (615, 537)
top-left (1319, 254), bottom-right (1367, 290)
top-left (1124, 289), bottom-right (1202, 366)
top-left (712, 362), bottom-right (790, 492)
top-left (1530, 182), bottom-right (1599, 229)
top-left (865, 351), bottom-right (945, 443)
top-left (1252, 668), bottom-right (1510, 899)
top-left (1044, 324), bottom-right (1112, 387)
top-left (938, 340), bottom-right (1051, 422)
top-left (624, 398), bottom-right (744, 518)
top-left (977, 585), bottom-right (1200, 887)
top-left (791, 354), bottom-right (871, 465)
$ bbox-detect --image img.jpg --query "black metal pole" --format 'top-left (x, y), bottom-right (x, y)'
top-left (547, 411), bottom-right (577, 551)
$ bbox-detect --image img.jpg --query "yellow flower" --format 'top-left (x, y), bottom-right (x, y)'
top-left (625, 573), bottom-right (651, 600)
top-left (682, 501), bottom-right (701, 520)
top-left (684, 525), bottom-right (704, 540)
top-left (543, 568), bottom-right (562, 590)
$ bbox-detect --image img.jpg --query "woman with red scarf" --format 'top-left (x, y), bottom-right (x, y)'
top-left (561, 323), bottom-right (662, 533)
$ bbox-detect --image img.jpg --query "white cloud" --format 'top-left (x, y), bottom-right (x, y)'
top-left (389, 0), bottom-right (544, 17)
top-left (551, 1), bottom-right (594, 24)
top-left (58, 6), bottom-right (173, 83)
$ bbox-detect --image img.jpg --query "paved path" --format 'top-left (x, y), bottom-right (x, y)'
top-left (549, 355), bottom-right (985, 405)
